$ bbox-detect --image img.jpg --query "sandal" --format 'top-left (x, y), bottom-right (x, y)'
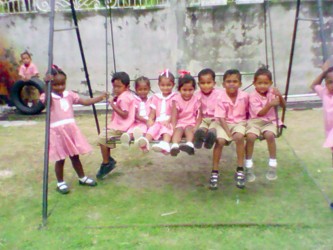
top-left (79, 177), bottom-right (98, 187)
top-left (56, 183), bottom-right (70, 194)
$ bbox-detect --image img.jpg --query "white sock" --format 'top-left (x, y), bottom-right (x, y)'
top-left (186, 141), bottom-right (194, 148)
top-left (171, 143), bottom-right (179, 149)
top-left (269, 158), bottom-right (277, 167)
top-left (57, 181), bottom-right (66, 187)
top-left (245, 159), bottom-right (253, 168)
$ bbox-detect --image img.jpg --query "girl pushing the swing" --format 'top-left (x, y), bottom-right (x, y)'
top-left (41, 65), bottom-right (108, 194)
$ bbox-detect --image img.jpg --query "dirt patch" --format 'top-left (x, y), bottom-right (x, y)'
top-left (111, 146), bottom-right (236, 190)
top-left (0, 169), bottom-right (14, 179)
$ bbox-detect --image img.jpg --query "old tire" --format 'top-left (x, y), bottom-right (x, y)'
top-left (10, 78), bottom-right (45, 115)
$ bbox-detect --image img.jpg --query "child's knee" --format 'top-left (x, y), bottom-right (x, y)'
top-left (264, 131), bottom-right (275, 141)
top-left (233, 133), bottom-right (244, 143)
top-left (246, 133), bottom-right (257, 142)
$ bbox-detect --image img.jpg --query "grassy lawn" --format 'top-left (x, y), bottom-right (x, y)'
top-left (0, 109), bottom-right (333, 249)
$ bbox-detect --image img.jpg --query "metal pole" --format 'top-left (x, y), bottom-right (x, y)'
top-left (42, 0), bottom-right (56, 227)
top-left (282, 0), bottom-right (301, 126)
top-left (316, 0), bottom-right (328, 62)
top-left (69, 0), bottom-right (100, 134)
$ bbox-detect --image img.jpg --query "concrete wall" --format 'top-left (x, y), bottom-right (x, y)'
top-left (1, 1), bottom-right (332, 96)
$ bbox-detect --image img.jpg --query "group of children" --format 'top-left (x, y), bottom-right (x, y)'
top-left (17, 51), bottom-right (333, 194)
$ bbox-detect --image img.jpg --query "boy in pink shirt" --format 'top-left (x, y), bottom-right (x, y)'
top-left (311, 66), bottom-right (333, 168)
top-left (96, 72), bottom-right (136, 179)
top-left (194, 68), bottom-right (222, 149)
top-left (210, 69), bottom-right (249, 190)
top-left (170, 72), bottom-right (202, 156)
top-left (245, 67), bottom-right (286, 182)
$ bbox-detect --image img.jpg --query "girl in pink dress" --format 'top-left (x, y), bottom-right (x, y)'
top-left (41, 65), bottom-right (107, 194)
top-left (121, 76), bottom-right (152, 146)
top-left (137, 69), bottom-right (176, 154)
top-left (170, 71), bottom-right (202, 156)
top-left (18, 51), bottom-right (40, 105)
top-left (311, 66), bottom-right (333, 167)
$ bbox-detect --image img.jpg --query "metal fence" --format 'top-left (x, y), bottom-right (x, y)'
top-left (0, 0), bottom-right (169, 14)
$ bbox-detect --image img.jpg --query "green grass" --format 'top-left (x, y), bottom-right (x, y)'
top-left (0, 110), bottom-right (333, 249)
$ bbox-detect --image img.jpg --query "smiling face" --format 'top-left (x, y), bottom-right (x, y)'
top-left (52, 74), bottom-right (66, 96)
top-left (135, 80), bottom-right (150, 100)
top-left (325, 72), bottom-right (333, 94)
top-left (253, 74), bottom-right (272, 96)
top-left (198, 74), bottom-right (216, 95)
top-left (223, 74), bottom-right (241, 96)
top-left (179, 82), bottom-right (195, 101)
top-left (112, 80), bottom-right (128, 97)
top-left (158, 76), bottom-right (174, 97)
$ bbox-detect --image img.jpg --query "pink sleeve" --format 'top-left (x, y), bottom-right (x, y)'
top-left (118, 96), bottom-right (132, 112)
top-left (30, 63), bottom-right (39, 75)
top-left (70, 91), bottom-right (80, 104)
top-left (314, 85), bottom-right (324, 99)
top-left (150, 95), bottom-right (157, 110)
top-left (18, 65), bottom-right (24, 77)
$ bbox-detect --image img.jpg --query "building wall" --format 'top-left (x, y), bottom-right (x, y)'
top-left (0, 1), bottom-right (332, 96)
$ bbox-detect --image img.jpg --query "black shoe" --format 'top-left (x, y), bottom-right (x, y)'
top-left (170, 147), bottom-right (180, 157)
top-left (194, 129), bottom-right (205, 149)
top-left (209, 173), bottom-right (219, 190)
top-left (179, 144), bottom-right (195, 155)
top-left (204, 131), bottom-right (216, 149)
top-left (96, 161), bottom-right (116, 180)
top-left (234, 170), bottom-right (246, 189)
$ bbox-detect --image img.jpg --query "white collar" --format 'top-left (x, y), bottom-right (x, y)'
top-left (51, 90), bottom-right (69, 99)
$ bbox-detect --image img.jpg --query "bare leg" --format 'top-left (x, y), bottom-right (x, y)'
top-left (184, 126), bottom-right (194, 142)
top-left (162, 133), bottom-right (172, 143)
top-left (233, 132), bottom-right (245, 167)
top-left (99, 144), bottom-right (110, 164)
top-left (55, 159), bottom-right (65, 182)
top-left (245, 133), bottom-right (257, 159)
top-left (70, 155), bottom-right (85, 178)
top-left (212, 138), bottom-right (226, 171)
top-left (172, 127), bottom-right (184, 144)
top-left (264, 131), bottom-right (276, 159)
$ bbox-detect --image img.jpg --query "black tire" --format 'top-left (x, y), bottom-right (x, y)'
top-left (10, 78), bottom-right (45, 115)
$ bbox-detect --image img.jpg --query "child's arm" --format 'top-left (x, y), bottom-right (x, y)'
top-left (78, 92), bottom-right (108, 106)
top-left (310, 70), bottom-right (325, 91)
top-left (147, 108), bottom-right (156, 127)
top-left (272, 87), bottom-right (286, 109)
top-left (194, 108), bottom-right (203, 131)
top-left (171, 101), bottom-right (178, 129)
top-left (109, 97), bottom-right (129, 119)
top-left (218, 117), bottom-right (232, 138)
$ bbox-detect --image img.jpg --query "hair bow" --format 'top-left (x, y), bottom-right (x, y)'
top-left (160, 69), bottom-right (170, 78)
top-left (178, 70), bottom-right (191, 78)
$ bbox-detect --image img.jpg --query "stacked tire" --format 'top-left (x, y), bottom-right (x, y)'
top-left (10, 78), bottom-right (45, 115)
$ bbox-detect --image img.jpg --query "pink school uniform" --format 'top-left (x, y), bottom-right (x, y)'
top-left (19, 63), bottom-right (38, 79)
top-left (173, 93), bottom-right (201, 128)
top-left (40, 91), bottom-right (92, 162)
top-left (314, 85), bottom-right (333, 149)
top-left (249, 89), bottom-right (281, 124)
top-left (127, 95), bottom-right (152, 134)
top-left (147, 92), bottom-right (176, 140)
top-left (109, 90), bottom-right (136, 132)
top-left (195, 88), bottom-right (221, 119)
top-left (215, 89), bottom-right (249, 123)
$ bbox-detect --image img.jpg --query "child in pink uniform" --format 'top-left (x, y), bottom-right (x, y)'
top-left (194, 68), bottom-right (222, 149)
top-left (170, 72), bottom-right (201, 156)
top-left (41, 65), bottom-right (107, 194)
top-left (121, 76), bottom-right (152, 146)
top-left (311, 66), bottom-right (333, 167)
top-left (137, 69), bottom-right (176, 154)
top-left (96, 72), bottom-right (136, 179)
top-left (18, 51), bottom-right (40, 105)
top-left (209, 69), bottom-right (249, 190)
top-left (245, 67), bottom-right (286, 182)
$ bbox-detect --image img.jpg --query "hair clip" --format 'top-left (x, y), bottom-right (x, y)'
top-left (178, 70), bottom-right (191, 78)
top-left (160, 69), bottom-right (169, 78)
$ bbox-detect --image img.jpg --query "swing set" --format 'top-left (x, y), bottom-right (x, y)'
top-left (41, 0), bottom-right (329, 226)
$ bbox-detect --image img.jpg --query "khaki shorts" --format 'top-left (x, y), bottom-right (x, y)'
top-left (215, 121), bottom-right (247, 142)
top-left (199, 118), bottom-right (220, 130)
top-left (246, 119), bottom-right (277, 137)
top-left (96, 128), bottom-right (124, 148)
